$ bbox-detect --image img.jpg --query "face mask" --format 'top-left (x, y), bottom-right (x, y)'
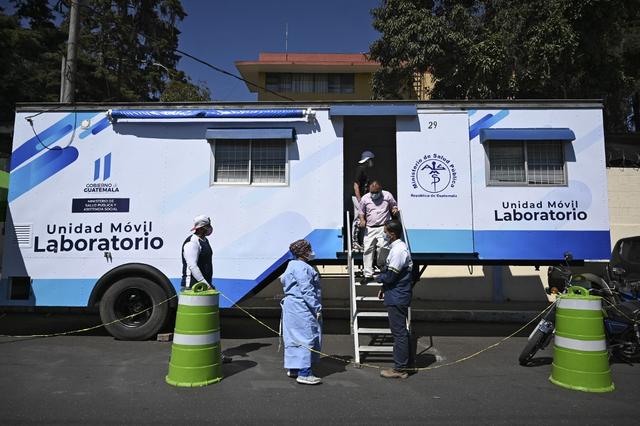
top-left (307, 251), bottom-right (316, 261)
top-left (382, 233), bottom-right (390, 243)
top-left (371, 192), bottom-right (381, 200)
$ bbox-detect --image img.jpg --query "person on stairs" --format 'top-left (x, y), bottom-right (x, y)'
top-left (358, 180), bottom-right (398, 283)
top-left (376, 220), bottom-right (414, 379)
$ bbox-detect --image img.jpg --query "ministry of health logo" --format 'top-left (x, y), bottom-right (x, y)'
top-left (410, 153), bottom-right (457, 194)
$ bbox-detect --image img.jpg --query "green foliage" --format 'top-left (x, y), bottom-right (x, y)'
top-left (370, 0), bottom-right (640, 132)
top-left (160, 79), bottom-right (211, 102)
top-left (0, 0), bottom-right (209, 122)
top-left (0, 1), bottom-right (65, 122)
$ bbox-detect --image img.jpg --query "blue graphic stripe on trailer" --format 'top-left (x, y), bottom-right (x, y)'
top-left (468, 110), bottom-right (509, 140)
top-left (11, 112), bottom-right (99, 171)
top-left (79, 116), bottom-right (111, 139)
top-left (103, 153), bottom-right (111, 180)
top-left (8, 147), bottom-right (79, 202)
top-left (27, 229), bottom-right (341, 308)
top-left (94, 158), bottom-right (100, 181)
top-left (407, 229), bottom-right (474, 253)
top-left (215, 228), bottom-right (342, 307)
top-left (29, 279), bottom-right (96, 307)
top-left (474, 230), bottom-right (611, 260)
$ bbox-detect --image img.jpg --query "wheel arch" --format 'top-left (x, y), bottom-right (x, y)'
top-left (88, 263), bottom-right (178, 309)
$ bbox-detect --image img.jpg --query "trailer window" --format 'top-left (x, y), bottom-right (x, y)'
top-left (212, 139), bottom-right (287, 185)
top-left (488, 141), bottom-right (566, 186)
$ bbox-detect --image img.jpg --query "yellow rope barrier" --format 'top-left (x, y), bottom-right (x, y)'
top-left (217, 290), bottom-right (556, 372)
top-left (0, 295), bottom-right (177, 339)
top-left (0, 287), bottom-right (556, 374)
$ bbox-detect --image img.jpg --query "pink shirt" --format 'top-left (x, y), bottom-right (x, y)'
top-left (359, 190), bottom-right (397, 226)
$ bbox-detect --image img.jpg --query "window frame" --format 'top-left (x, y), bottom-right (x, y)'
top-left (485, 139), bottom-right (568, 187)
top-left (209, 138), bottom-right (290, 187)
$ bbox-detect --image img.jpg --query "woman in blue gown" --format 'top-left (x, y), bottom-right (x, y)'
top-left (280, 239), bottom-right (323, 385)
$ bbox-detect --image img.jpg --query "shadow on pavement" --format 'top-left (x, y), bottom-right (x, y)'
top-left (224, 342), bottom-right (271, 357)
top-left (315, 355), bottom-right (352, 378)
top-left (414, 353), bottom-right (437, 369)
top-left (524, 356), bottom-right (553, 367)
top-left (222, 360), bottom-right (258, 379)
top-left (0, 312), bottom-right (109, 337)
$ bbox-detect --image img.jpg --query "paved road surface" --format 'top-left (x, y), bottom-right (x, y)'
top-left (0, 314), bottom-right (636, 425)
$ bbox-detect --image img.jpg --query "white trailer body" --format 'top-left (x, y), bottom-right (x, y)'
top-left (1, 101), bottom-right (610, 337)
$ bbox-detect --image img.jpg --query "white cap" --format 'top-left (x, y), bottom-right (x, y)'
top-left (191, 215), bottom-right (211, 231)
top-left (358, 150), bottom-right (375, 164)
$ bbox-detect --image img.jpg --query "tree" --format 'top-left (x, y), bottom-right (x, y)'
top-left (160, 79), bottom-right (211, 102)
top-left (0, 0), bottom-right (209, 123)
top-left (0, 1), bottom-right (65, 122)
top-left (369, 0), bottom-right (640, 132)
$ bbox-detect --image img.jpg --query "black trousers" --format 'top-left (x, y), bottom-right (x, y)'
top-left (387, 304), bottom-right (411, 370)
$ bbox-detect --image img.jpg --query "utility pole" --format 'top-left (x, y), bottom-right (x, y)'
top-left (62, 0), bottom-right (80, 103)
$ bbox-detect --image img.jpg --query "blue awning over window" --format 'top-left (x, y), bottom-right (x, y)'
top-left (480, 128), bottom-right (576, 143)
top-left (329, 104), bottom-right (417, 117)
top-left (205, 128), bottom-right (295, 140)
top-left (108, 109), bottom-right (307, 121)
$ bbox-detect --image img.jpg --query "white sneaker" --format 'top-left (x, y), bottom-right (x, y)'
top-left (296, 375), bottom-right (322, 385)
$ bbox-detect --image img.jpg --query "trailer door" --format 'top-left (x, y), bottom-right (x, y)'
top-left (396, 111), bottom-right (474, 254)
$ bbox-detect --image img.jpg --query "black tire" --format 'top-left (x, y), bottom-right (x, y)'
top-left (519, 329), bottom-right (547, 366)
top-left (613, 329), bottom-right (640, 363)
top-left (99, 277), bottom-right (170, 340)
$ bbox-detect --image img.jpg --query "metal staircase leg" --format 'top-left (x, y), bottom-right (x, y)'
top-left (346, 210), bottom-right (360, 364)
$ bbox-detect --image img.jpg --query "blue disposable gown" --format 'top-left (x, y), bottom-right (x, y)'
top-left (280, 259), bottom-right (322, 370)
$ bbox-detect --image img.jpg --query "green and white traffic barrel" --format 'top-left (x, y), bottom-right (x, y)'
top-left (549, 286), bottom-right (614, 392)
top-left (166, 282), bottom-right (222, 387)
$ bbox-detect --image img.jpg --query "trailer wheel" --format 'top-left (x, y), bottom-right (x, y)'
top-left (99, 277), bottom-right (170, 340)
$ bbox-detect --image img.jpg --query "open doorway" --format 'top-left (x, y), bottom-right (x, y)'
top-left (343, 116), bottom-right (397, 245)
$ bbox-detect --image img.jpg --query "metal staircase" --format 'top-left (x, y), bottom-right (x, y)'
top-left (345, 211), bottom-right (412, 365)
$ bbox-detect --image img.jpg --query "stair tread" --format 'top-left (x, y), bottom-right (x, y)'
top-left (356, 311), bottom-right (388, 317)
top-left (357, 327), bottom-right (392, 334)
top-left (355, 296), bottom-right (384, 302)
top-left (358, 345), bottom-right (394, 352)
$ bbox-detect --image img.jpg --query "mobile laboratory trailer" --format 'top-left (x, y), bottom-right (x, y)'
top-left (1, 100), bottom-right (611, 339)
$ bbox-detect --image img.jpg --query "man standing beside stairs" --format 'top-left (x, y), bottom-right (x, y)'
top-left (375, 220), bottom-right (413, 379)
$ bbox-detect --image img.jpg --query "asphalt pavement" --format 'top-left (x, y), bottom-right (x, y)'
top-left (0, 313), bottom-right (637, 425)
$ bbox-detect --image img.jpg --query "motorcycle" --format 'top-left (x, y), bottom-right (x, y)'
top-left (519, 252), bottom-right (640, 366)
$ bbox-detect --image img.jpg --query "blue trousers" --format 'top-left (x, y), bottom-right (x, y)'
top-left (387, 305), bottom-right (411, 370)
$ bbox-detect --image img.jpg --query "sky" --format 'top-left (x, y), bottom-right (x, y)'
top-left (176, 0), bottom-right (382, 101)
top-left (1, 0), bottom-right (382, 101)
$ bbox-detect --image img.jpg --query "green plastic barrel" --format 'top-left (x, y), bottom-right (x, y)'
top-left (166, 282), bottom-right (222, 387)
top-left (549, 286), bottom-right (614, 392)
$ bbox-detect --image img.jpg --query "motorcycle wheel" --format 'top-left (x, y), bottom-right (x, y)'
top-left (614, 330), bottom-right (640, 363)
top-left (519, 329), bottom-right (548, 366)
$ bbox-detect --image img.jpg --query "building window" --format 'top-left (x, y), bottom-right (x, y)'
top-left (265, 73), bottom-right (354, 94)
top-left (212, 139), bottom-right (287, 185)
top-left (488, 141), bottom-right (566, 185)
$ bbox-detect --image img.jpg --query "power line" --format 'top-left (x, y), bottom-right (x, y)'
top-left (64, 1), bottom-right (295, 102)
top-left (174, 48), bottom-right (295, 101)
